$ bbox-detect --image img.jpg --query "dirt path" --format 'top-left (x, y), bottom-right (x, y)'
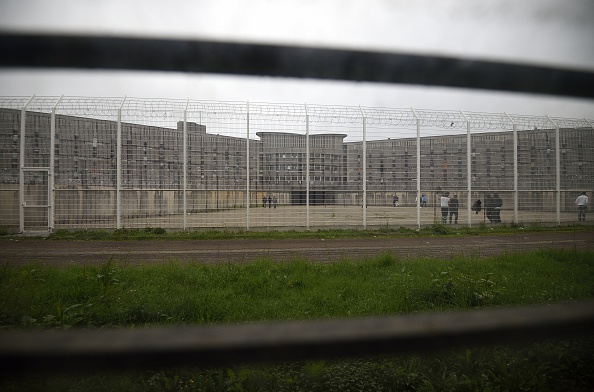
top-left (1, 231), bottom-right (593, 267)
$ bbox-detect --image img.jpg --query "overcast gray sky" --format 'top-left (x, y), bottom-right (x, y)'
top-left (1, 0), bottom-right (593, 119)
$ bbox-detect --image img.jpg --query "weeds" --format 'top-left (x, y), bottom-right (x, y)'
top-left (425, 268), bottom-right (501, 309)
top-left (1, 249), bottom-right (592, 328)
top-left (427, 223), bottom-right (451, 235)
top-left (1, 249), bottom-right (593, 390)
top-left (5, 340), bottom-right (592, 391)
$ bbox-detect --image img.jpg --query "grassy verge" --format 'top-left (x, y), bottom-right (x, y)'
top-left (1, 249), bottom-right (593, 390)
top-left (2, 250), bottom-right (593, 327)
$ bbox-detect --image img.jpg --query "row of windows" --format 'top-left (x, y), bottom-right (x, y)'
top-left (2, 111), bottom-right (593, 189)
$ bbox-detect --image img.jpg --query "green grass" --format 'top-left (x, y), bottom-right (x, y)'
top-left (1, 249), bottom-right (593, 391)
top-left (2, 249), bottom-right (593, 328)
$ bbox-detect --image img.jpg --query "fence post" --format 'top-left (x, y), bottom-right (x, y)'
top-left (460, 111), bottom-right (472, 227)
top-left (360, 106), bottom-right (367, 229)
top-left (19, 95), bottom-right (35, 234)
top-left (547, 116), bottom-right (560, 225)
top-left (49, 95), bottom-right (63, 232)
top-left (116, 97), bottom-right (126, 229)
top-left (505, 113), bottom-right (519, 224)
top-left (412, 108), bottom-right (421, 229)
top-left (305, 104), bottom-right (310, 230)
top-left (246, 101), bottom-right (250, 231)
top-left (183, 99), bottom-right (189, 231)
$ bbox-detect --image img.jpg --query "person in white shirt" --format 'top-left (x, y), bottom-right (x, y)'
top-left (575, 192), bottom-right (589, 221)
top-left (440, 192), bottom-right (450, 224)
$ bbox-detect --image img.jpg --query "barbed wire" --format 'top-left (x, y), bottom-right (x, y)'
top-left (548, 117), bottom-right (592, 129)
top-left (507, 114), bottom-right (556, 131)
top-left (464, 112), bottom-right (511, 131)
top-left (55, 97), bottom-right (124, 118)
top-left (362, 107), bottom-right (416, 127)
top-left (188, 100), bottom-right (248, 120)
top-left (250, 102), bottom-right (304, 121)
top-left (0, 96), bottom-right (592, 132)
top-left (123, 98), bottom-right (186, 120)
top-left (0, 96), bottom-right (35, 110)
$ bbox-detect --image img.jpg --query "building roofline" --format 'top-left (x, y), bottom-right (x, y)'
top-left (256, 131), bottom-right (347, 138)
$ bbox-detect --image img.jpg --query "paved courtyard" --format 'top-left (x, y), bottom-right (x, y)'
top-left (119, 205), bottom-right (589, 231)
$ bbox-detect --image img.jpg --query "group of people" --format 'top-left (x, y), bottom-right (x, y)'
top-left (259, 190), bottom-right (589, 221)
top-left (393, 193), bottom-right (428, 207)
top-left (262, 195), bottom-right (277, 208)
top-left (435, 191), bottom-right (590, 224)
top-left (439, 192), bottom-right (459, 224)
top-left (443, 192), bottom-right (501, 224)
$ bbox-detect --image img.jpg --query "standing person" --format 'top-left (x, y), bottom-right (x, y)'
top-left (273, 195), bottom-right (277, 209)
top-left (440, 192), bottom-right (450, 224)
top-left (485, 193), bottom-right (494, 223)
top-left (472, 199), bottom-right (482, 214)
top-left (262, 195), bottom-right (266, 208)
top-left (492, 193), bottom-right (503, 223)
top-left (448, 194), bottom-right (459, 224)
top-left (421, 194), bottom-right (427, 207)
top-left (268, 195), bottom-right (272, 208)
top-left (393, 194), bottom-right (399, 207)
top-left (576, 191), bottom-right (589, 221)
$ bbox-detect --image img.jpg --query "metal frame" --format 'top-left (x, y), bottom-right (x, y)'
top-left (4, 97), bottom-right (593, 232)
top-left (1, 299), bottom-right (592, 373)
top-left (1, 33), bottom-right (593, 99)
top-left (1, 31), bottom-right (594, 373)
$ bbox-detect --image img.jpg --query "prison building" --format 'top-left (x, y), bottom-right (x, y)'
top-left (1, 107), bottom-right (593, 223)
top-left (256, 131), bottom-right (347, 204)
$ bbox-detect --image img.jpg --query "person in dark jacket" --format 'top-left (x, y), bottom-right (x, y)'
top-left (448, 194), bottom-right (459, 224)
top-left (492, 193), bottom-right (503, 223)
top-left (472, 199), bottom-right (482, 214)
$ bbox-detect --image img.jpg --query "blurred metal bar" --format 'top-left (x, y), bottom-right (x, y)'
top-left (1, 33), bottom-right (594, 98)
top-left (1, 300), bottom-right (593, 374)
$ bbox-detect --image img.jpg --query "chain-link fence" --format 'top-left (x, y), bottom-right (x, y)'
top-left (1, 96), bottom-right (592, 233)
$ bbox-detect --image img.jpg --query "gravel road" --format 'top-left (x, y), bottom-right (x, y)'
top-left (1, 231), bottom-right (593, 267)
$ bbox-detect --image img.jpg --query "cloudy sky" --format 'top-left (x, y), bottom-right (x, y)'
top-left (1, 0), bottom-right (593, 119)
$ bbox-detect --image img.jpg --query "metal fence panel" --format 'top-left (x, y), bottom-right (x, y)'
top-left (1, 97), bottom-right (593, 234)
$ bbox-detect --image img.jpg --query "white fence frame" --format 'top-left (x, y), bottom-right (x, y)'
top-left (1, 96), bottom-right (593, 233)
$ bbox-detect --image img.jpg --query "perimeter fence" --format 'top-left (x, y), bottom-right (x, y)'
top-left (1, 96), bottom-right (593, 233)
